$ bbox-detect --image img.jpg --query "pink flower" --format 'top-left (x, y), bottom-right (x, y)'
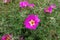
top-left (1, 34), bottom-right (12, 40)
top-left (28, 4), bottom-right (35, 8)
top-left (50, 4), bottom-right (56, 9)
top-left (24, 14), bottom-right (40, 30)
top-left (44, 6), bottom-right (53, 13)
top-left (19, 1), bottom-right (29, 8)
top-left (44, 4), bottom-right (56, 13)
top-left (3, 0), bottom-right (10, 3)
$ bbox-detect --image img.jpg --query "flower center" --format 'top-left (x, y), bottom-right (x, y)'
top-left (29, 19), bottom-right (35, 26)
top-left (6, 36), bottom-right (10, 40)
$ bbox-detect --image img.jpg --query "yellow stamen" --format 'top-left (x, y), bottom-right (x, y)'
top-left (29, 19), bottom-right (35, 26)
top-left (6, 37), bottom-right (10, 40)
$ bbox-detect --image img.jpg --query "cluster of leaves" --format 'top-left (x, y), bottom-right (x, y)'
top-left (0, 0), bottom-right (60, 40)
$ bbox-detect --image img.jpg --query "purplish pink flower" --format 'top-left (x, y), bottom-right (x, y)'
top-left (3, 0), bottom-right (10, 3)
top-left (24, 14), bottom-right (40, 30)
top-left (28, 4), bottom-right (35, 8)
top-left (1, 34), bottom-right (12, 40)
top-left (19, 1), bottom-right (29, 8)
